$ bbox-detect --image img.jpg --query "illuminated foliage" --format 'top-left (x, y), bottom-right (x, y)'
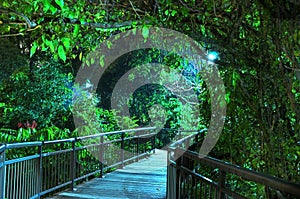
top-left (0, 1), bottom-right (299, 194)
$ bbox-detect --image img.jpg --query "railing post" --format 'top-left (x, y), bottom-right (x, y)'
top-left (0, 145), bottom-right (6, 199)
top-left (176, 151), bottom-right (182, 199)
top-left (37, 143), bottom-right (43, 199)
top-left (136, 134), bottom-right (140, 162)
top-left (195, 131), bottom-right (200, 143)
top-left (152, 133), bottom-right (156, 154)
top-left (166, 150), bottom-right (176, 199)
top-left (121, 132), bottom-right (125, 168)
top-left (70, 139), bottom-right (76, 191)
top-left (218, 170), bottom-right (226, 199)
top-left (184, 138), bottom-right (190, 150)
top-left (99, 136), bottom-right (104, 178)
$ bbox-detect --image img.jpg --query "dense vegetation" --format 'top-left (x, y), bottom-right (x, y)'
top-left (0, 0), bottom-right (299, 197)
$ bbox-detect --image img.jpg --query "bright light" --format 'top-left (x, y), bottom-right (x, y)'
top-left (207, 52), bottom-right (218, 61)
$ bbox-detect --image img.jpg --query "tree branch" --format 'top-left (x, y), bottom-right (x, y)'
top-left (0, 7), bottom-right (36, 29)
top-left (66, 18), bottom-right (148, 29)
top-left (0, 32), bottom-right (24, 37)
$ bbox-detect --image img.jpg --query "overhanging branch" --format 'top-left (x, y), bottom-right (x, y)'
top-left (65, 18), bottom-right (148, 29)
top-left (0, 7), bottom-right (36, 29)
top-left (0, 6), bottom-right (150, 36)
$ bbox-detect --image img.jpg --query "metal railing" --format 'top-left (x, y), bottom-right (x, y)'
top-left (0, 145), bottom-right (5, 199)
top-left (0, 127), bottom-right (157, 199)
top-left (166, 130), bottom-right (300, 199)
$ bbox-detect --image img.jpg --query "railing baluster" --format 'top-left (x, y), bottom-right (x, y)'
top-left (30, 159), bottom-right (33, 198)
top-left (14, 162), bottom-right (17, 199)
top-left (29, 160), bottom-right (31, 198)
top-left (152, 133), bottom-right (156, 154)
top-left (136, 133), bottom-right (140, 162)
top-left (21, 160), bottom-right (24, 199)
top-left (121, 132), bottom-right (124, 168)
top-left (54, 153), bottom-right (57, 189)
top-left (218, 170), bottom-right (226, 199)
top-left (0, 145), bottom-right (6, 199)
top-left (100, 135), bottom-right (104, 178)
top-left (70, 139), bottom-right (76, 191)
top-left (38, 144), bottom-right (42, 199)
top-left (1, 127), bottom-right (161, 198)
top-left (176, 155), bottom-right (182, 199)
top-left (45, 156), bottom-right (49, 191)
top-left (6, 165), bottom-right (9, 199)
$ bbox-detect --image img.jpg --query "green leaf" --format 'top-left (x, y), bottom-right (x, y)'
top-left (58, 45), bottom-right (67, 62)
top-left (232, 71), bottom-right (240, 88)
top-left (41, 43), bottom-right (48, 51)
top-left (33, 1), bottom-right (39, 12)
top-left (55, 0), bottom-right (64, 9)
top-left (171, 10), bottom-right (177, 16)
top-left (49, 5), bottom-right (58, 14)
top-left (86, 59), bottom-right (90, 66)
top-left (142, 26), bottom-right (149, 39)
top-left (225, 92), bottom-right (231, 103)
top-left (42, 0), bottom-right (51, 12)
top-left (99, 55), bottom-right (105, 67)
top-left (62, 37), bottom-right (71, 51)
top-left (91, 58), bottom-right (95, 64)
top-left (106, 41), bottom-right (112, 49)
top-left (132, 29), bottom-right (137, 35)
top-left (73, 24), bottom-right (80, 37)
top-left (48, 40), bottom-right (55, 53)
top-left (30, 43), bottom-right (38, 57)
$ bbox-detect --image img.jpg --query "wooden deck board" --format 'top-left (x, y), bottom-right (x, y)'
top-left (47, 149), bottom-right (167, 199)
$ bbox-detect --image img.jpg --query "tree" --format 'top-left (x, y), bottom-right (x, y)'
top-left (1, 0), bottom-right (299, 192)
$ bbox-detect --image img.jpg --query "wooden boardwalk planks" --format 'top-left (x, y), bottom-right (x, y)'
top-left (47, 149), bottom-right (167, 199)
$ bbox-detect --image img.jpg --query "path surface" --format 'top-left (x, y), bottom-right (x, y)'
top-left (47, 149), bottom-right (168, 199)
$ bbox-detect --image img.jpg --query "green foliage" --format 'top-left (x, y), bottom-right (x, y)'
top-left (0, 125), bottom-right (72, 143)
top-left (0, 60), bottom-right (73, 129)
top-left (0, 38), bottom-right (28, 84)
top-left (72, 83), bottom-right (118, 136)
top-left (1, 0), bottom-right (300, 196)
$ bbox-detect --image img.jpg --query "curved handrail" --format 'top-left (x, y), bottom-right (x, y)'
top-left (1, 127), bottom-right (158, 199)
top-left (168, 128), bottom-right (207, 149)
top-left (0, 145), bottom-right (5, 152)
top-left (6, 141), bottom-right (43, 149)
top-left (77, 127), bottom-right (157, 140)
top-left (167, 130), bottom-right (300, 198)
top-left (176, 148), bottom-right (300, 197)
top-left (1, 127), bottom-right (157, 146)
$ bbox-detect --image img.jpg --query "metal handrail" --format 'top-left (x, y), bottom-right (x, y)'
top-left (166, 130), bottom-right (300, 199)
top-left (0, 127), bottom-right (157, 199)
top-left (0, 145), bottom-right (5, 152)
top-left (6, 141), bottom-right (42, 149)
top-left (77, 127), bottom-right (157, 140)
top-left (43, 138), bottom-right (75, 145)
top-left (168, 129), bottom-right (207, 149)
top-left (176, 148), bottom-right (300, 198)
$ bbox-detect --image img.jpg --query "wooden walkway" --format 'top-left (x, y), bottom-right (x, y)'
top-left (48, 150), bottom-right (167, 199)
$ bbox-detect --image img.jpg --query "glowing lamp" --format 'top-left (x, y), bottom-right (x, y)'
top-left (207, 52), bottom-right (218, 61)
